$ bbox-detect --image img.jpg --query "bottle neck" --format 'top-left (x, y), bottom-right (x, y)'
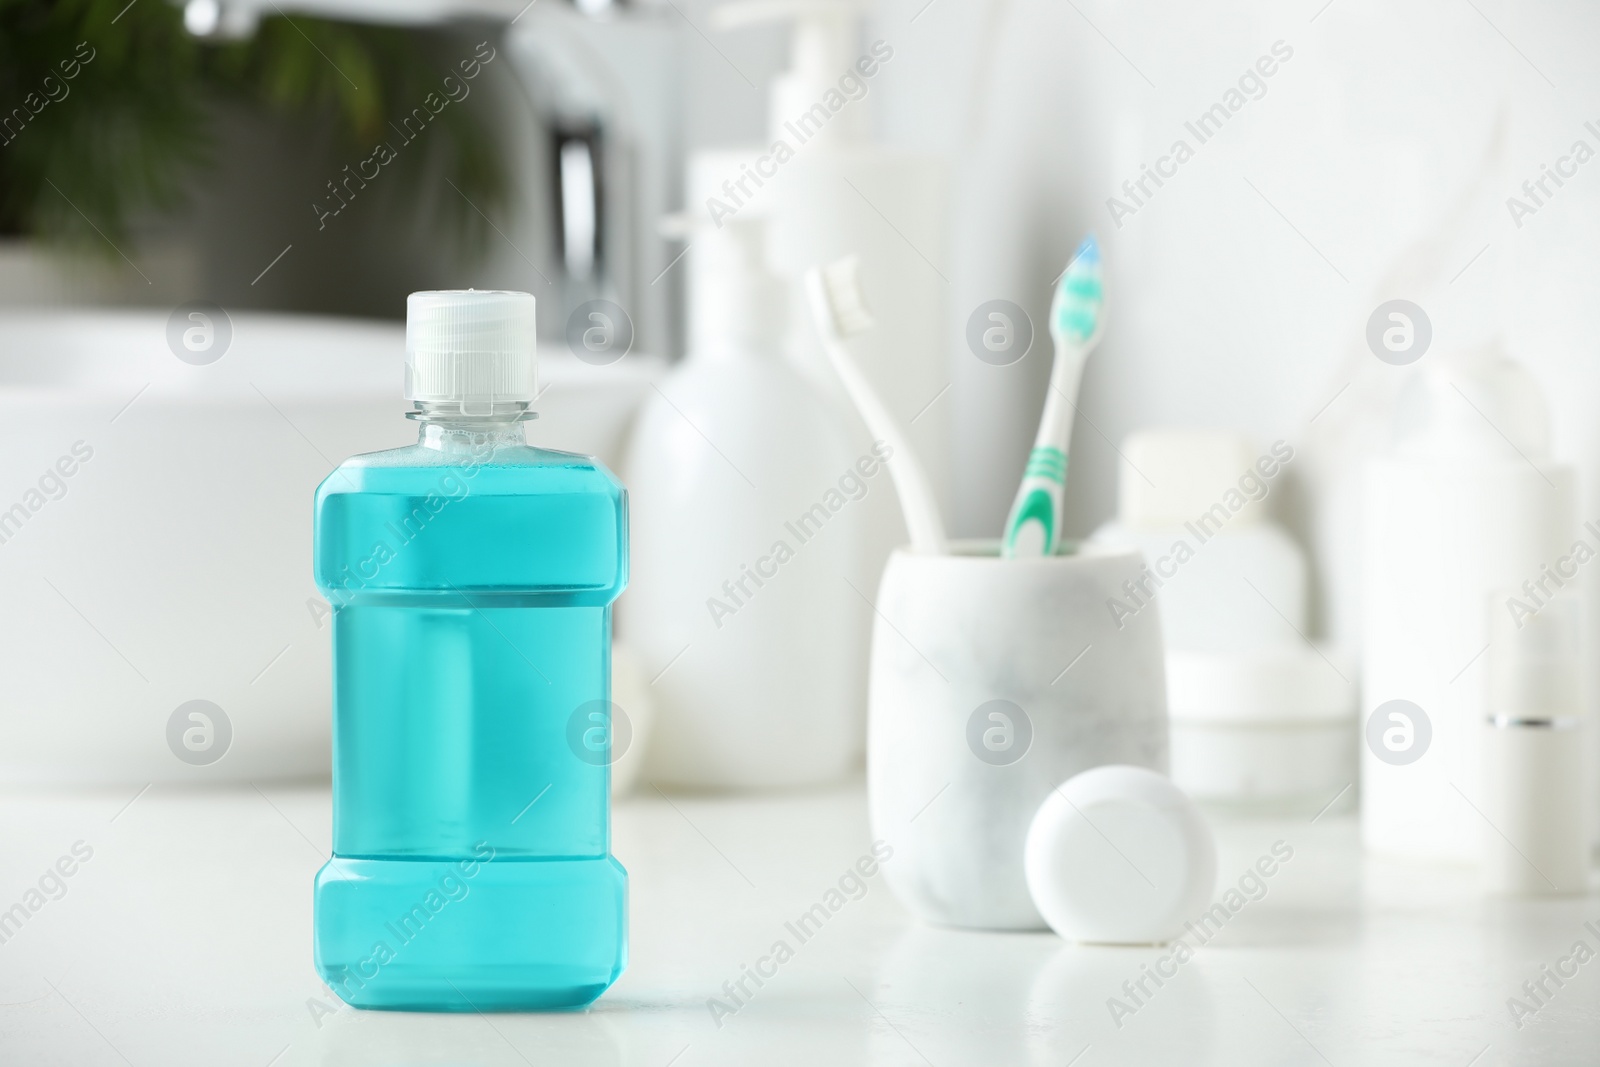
top-left (411, 401), bottom-right (531, 457)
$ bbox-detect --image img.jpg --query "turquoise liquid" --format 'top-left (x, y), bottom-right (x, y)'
top-left (311, 431), bottom-right (628, 1011)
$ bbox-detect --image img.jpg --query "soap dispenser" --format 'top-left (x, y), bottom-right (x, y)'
top-left (620, 206), bottom-right (867, 789)
top-left (706, 0), bottom-right (950, 550)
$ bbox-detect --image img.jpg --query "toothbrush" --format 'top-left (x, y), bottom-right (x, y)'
top-left (1000, 235), bottom-right (1105, 558)
top-left (806, 255), bottom-right (948, 554)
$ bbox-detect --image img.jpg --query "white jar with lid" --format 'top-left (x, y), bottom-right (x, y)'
top-left (1167, 647), bottom-right (1356, 813)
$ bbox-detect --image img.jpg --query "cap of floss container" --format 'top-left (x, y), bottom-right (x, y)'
top-left (405, 290), bottom-right (538, 415)
top-left (1024, 765), bottom-right (1216, 944)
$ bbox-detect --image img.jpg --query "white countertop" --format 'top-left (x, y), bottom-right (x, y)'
top-left (0, 780), bottom-right (1594, 1065)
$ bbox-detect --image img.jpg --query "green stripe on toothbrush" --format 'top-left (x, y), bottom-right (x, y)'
top-left (1053, 246), bottom-right (1103, 344)
top-left (1004, 447), bottom-right (1067, 555)
top-left (1002, 488), bottom-right (1057, 556)
top-left (1062, 279), bottom-right (1102, 306)
top-left (1023, 446), bottom-right (1067, 482)
top-left (1057, 309), bottom-right (1100, 340)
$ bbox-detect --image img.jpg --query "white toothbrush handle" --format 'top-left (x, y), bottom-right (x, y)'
top-left (813, 339), bottom-right (947, 554)
top-left (822, 338), bottom-right (947, 554)
top-left (1035, 348), bottom-right (1086, 455)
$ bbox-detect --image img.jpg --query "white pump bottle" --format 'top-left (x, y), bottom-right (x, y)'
top-left (706, 0), bottom-right (950, 538)
top-left (620, 205), bottom-right (867, 789)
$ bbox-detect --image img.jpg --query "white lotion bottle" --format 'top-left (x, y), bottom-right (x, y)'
top-left (1362, 345), bottom-right (1577, 861)
top-left (619, 212), bottom-right (867, 789)
top-left (1482, 592), bottom-right (1588, 895)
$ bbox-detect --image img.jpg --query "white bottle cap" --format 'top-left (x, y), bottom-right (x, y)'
top-left (1392, 344), bottom-right (1551, 462)
top-left (1024, 765), bottom-right (1216, 944)
top-left (1119, 429), bottom-right (1270, 528)
top-left (405, 290), bottom-right (538, 410)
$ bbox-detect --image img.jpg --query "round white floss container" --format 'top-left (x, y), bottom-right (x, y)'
top-left (1024, 765), bottom-right (1215, 944)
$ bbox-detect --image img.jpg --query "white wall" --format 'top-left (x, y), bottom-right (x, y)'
top-left (855, 0), bottom-right (1600, 652)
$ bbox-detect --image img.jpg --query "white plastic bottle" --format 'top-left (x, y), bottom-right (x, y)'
top-left (619, 213), bottom-right (867, 789)
top-left (1093, 431), bottom-right (1308, 654)
top-left (1362, 345), bottom-right (1577, 862)
top-left (1482, 593), bottom-right (1587, 895)
top-left (707, 0), bottom-right (949, 533)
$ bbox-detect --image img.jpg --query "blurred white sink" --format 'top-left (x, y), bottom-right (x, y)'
top-left (0, 310), bottom-right (660, 785)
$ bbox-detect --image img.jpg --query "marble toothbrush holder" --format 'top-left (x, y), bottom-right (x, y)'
top-left (867, 540), bottom-right (1170, 930)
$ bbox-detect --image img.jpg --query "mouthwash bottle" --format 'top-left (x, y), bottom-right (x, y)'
top-left (312, 290), bottom-right (628, 1011)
